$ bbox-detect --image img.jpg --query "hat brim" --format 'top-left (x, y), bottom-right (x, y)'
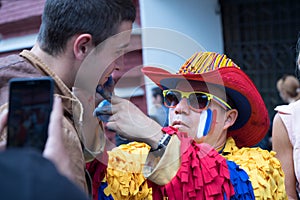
top-left (142, 66), bottom-right (269, 147)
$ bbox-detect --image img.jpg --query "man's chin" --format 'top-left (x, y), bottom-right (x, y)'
top-left (173, 125), bottom-right (188, 132)
top-left (194, 136), bottom-right (205, 144)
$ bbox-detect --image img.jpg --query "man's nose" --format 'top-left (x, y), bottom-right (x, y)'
top-left (114, 64), bottom-right (120, 71)
top-left (174, 98), bottom-right (190, 114)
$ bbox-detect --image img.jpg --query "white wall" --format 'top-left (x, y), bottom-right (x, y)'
top-left (139, 0), bottom-right (224, 113)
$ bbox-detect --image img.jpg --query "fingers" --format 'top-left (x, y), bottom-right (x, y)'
top-left (94, 100), bottom-right (112, 116)
top-left (110, 95), bottom-right (124, 104)
top-left (52, 96), bottom-right (63, 119)
top-left (44, 96), bottom-right (64, 160)
top-left (105, 121), bottom-right (117, 132)
top-left (0, 109), bottom-right (8, 134)
top-left (110, 96), bottom-right (135, 115)
top-left (43, 96), bottom-right (73, 180)
top-left (0, 109), bottom-right (8, 151)
top-left (47, 96), bottom-right (63, 140)
top-left (109, 96), bottom-right (125, 116)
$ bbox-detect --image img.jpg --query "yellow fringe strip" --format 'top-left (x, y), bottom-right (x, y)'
top-left (222, 137), bottom-right (287, 200)
top-left (105, 142), bottom-right (152, 200)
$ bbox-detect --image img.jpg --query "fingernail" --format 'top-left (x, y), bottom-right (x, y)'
top-left (55, 96), bottom-right (62, 102)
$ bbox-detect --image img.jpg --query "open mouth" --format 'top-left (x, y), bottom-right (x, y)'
top-left (172, 120), bottom-right (187, 127)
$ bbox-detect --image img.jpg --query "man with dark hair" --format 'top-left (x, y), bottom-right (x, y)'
top-left (149, 87), bottom-right (169, 127)
top-left (37, 0), bottom-right (135, 57)
top-left (0, 0), bottom-right (136, 194)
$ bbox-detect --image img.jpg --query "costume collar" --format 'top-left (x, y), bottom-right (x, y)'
top-left (219, 137), bottom-right (239, 154)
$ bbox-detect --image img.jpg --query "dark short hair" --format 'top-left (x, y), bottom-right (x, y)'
top-left (37, 0), bottom-right (136, 56)
top-left (152, 87), bottom-right (163, 98)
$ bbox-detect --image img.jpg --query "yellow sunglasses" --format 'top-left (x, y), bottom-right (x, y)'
top-left (163, 89), bottom-right (232, 112)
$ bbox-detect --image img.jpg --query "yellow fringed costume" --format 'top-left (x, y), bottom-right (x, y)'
top-left (104, 142), bottom-right (152, 200)
top-left (222, 137), bottom-right (287, 200)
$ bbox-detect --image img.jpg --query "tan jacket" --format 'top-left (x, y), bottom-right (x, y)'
top-left (0, 50), bottom-right (105, 192)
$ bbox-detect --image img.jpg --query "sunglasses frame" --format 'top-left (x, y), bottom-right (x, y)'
top-left (163, 89), bottom-right (232, 112)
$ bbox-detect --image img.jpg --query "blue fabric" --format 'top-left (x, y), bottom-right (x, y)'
top-left (98, 182), bottom-right (113, 200)
top-left (224, 192), bottom-right (228, 200)
top-left (226, 160), bottom-right (255, 200)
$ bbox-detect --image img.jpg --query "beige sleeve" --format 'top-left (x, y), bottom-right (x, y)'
top-left (143, 135), bottom-right (181, 185)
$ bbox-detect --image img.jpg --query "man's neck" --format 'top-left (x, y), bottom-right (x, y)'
top-left (30, 44), bottom-right (76, 89)
top-left (204, 130), bottom-right (228, 152)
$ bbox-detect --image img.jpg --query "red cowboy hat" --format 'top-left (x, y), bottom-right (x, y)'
top-left (142, 52), bottom-right (269, 147)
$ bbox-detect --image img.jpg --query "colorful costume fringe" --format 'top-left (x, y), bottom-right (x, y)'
top-left (226, 160), bottom-right (255, 200)
top-left (99, 182), bottom-right (113, 200)
top-left (222, 137), bottom-right (287, 200)
top-left (104, 142), bottom-right (152, 200)
top-left (160, 127), bottom-right (234, 199)
top-left (96, 127), bottom-right (287, 200)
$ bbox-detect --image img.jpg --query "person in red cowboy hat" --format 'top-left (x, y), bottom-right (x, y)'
top-left (100, 52), bottom-right (286, 199)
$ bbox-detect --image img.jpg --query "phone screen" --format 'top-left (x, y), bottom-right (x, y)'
top-left (7, 77), bottom-right (54, 152)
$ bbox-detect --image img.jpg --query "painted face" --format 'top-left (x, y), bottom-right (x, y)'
top-left (168, 80), bottom-right (230, 147)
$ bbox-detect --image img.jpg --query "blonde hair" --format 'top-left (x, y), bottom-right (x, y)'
top-left (276, 75), bottom-right (300, 101)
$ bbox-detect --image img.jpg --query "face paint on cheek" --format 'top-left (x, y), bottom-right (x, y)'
top-left (195, 109), bottom-right (217, 140)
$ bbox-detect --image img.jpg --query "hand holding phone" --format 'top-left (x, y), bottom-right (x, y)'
top-left (7, 77), bottom-right (54, 152)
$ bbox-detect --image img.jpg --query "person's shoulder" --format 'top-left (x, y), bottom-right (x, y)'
top-left (0, 54), bottom-right (25, 69)
top-left (237, 146), bottom-right (278, 162)
top-left (289, 99), bottom-right (300, 109)
top-left (275, 100), bottom-right (300, 113)
top-left (275, 104), bottom-right (291, 114)
top-left (225, 146), bottom-right (287, 199)
top-left (225, 143), bottom-right (280, 168)
top-left (0, 52), bottom-right (43, 77)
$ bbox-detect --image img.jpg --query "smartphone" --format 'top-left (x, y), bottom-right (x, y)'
top-left (7, 77), bottom-right (54, 152)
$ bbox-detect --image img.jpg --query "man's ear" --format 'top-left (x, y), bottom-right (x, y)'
top-left (223, 109), bottom-right (238, 130)
top-left (73, 34), bottom-right (93, 60)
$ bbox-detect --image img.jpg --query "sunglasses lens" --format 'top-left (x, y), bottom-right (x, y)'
top-left (164, 91), bottom-right (181, 107)
top-left (189, 93), bottom-right (209, 110)
top-left (164, 90), bottom-right (210, 111)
